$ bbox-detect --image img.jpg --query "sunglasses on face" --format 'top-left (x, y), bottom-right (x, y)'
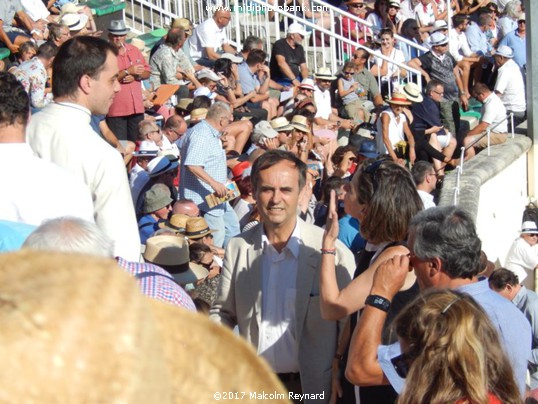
top-left (349, 3), bottom-right (366, 8)
top-left (343, 71), bottom-right (354, 75)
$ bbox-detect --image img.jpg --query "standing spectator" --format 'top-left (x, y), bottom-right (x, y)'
top-left (179, 102), bottom-right (240, 248)
top-left (11, 42), bottom-right (57, 110)
top-left (504, 221), bottom-right (538, 290)
top-left (210, 150), bottom-right (355, 398)
top-left (0, 72), bottom-right (94, 225)
top-left (411, 160), bottom-right (437, 209)
top-left (489, 268), bottom-right (538, 391)
top-left (269, 23), bottom-right (309, 87)
top-left (162, 115), bottom-right (187, 156)
top-left (408, 32), bottom-right (468, 145)
top-left (493, 45), bottom-right (526, 130)
top-left (187, 9), bottom-right (236, 67)
top-left (106, 20), bottom-right (150, 148)
top-left (26, 36), bottom-right (141, 261)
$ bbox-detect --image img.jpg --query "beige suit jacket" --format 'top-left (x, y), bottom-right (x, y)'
top-left (210, 219), bottom-right (355, 401)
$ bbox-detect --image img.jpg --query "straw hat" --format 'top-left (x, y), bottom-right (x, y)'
top-left (270, 116), bottom-right (294, 132)
top-left (185, 217), bottom-right (217, 240)
top-left (290, 115), bottom-right (311, 133)
top-left (188, 108), bottom-right (208, 123)
top-left (385, 92), bottom-right (411, 105)
top-left (171, 17), bottom-right (192, 35)
top-left (0, 250), bottom-right (289, 402)
top-left (176, 98), bottom-right (193, 112)
top-left (60, 2), bottom-right (84, 15)
top-left (314, 67), bottom-right (337, 81)
top-left (143, 235), bottom-right (209, 285)
top-left (159, 213), bottom-right (191, 234)
top-left (60, 13), bottom-right (88, 31)
top-left (402, 82), bottom-right (423, 103)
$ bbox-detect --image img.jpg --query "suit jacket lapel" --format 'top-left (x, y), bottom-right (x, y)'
top-left (246, 225), bottom-right (264, 345)
top-left (295, 220), bottom-right (318, 342)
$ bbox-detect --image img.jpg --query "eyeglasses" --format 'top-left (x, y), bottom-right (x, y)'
top-left (343, 71), bottom-right (354, 75)
top-left (432, 90), bottom-right (444, 96)
top-left (352, 54), bottom-right (363, 59)
top-left (518, 20), bottom-right (525, 24)
top-left (428, 171), bottom-right (438, 178)
top-left (349, 3), bottom-right (366, 8)
top-left (528, 234), bottom-right (538, 238)
top-left (319, 79), bottom-right (332, 83)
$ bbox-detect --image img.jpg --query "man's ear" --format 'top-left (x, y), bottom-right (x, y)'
top-left (79, 74), bottom-right (92, 95)
top-left (429, 256), bottom-right (443, 277)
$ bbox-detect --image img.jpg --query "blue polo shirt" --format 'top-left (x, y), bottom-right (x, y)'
top-left (498, 29), bottom-right (526, 68)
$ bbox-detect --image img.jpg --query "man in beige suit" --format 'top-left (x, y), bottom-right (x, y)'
top-left (210, 150), bottom-right (355, 402)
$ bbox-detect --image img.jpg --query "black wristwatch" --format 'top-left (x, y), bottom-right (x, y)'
top-left (365, 294), bottom-right (391, 313)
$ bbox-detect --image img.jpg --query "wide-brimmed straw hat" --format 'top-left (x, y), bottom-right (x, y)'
top-left (385, 92), bottom-right (411, 105)
top-left (159, 213), bottom-right (191, 234)
top-left (143, 235), bottom-right (208, 285)
top-left (188, 108), bottom-right (208, 124)
top-left (171, 17), bottom-right (192, 35)
top-left (290, 115), bottom-right (311, 133)
top-left (402, 82), bottom-right (423, 103)
top-left (185, 217), bottom-right (217, 240)
top-left (314, 67), bottom-right (337, 81)
top-left (270, 117), bottom-right (294, 132)
top-left (60, 13), bottom-right (88, 31)
top-left (0, 250), bottom-right (289, 402)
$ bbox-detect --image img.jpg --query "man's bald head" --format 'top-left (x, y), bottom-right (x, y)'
top-left (214, 9), bottom-right (232, 28)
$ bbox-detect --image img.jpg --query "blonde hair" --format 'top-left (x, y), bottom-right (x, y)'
top-left (395, 290), bottom-right (522, 404)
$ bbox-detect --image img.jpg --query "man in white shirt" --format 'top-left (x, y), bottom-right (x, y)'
top-left (0, 71), bottom-right (94, 226)
top-left (462, 82), bottom-right (508, 160)
top-left (411, 161), bottom-right (437, 209)
top-left (505, 221), bottom-right (538, 290)
top-left (188, 9), bottom-right (236, 68)
top-left (210, 150), bottom-right (355, 400)
top-left (494, 45), bottom-right (526, 131)
top-left (26, 36), bottom-right (141, 261)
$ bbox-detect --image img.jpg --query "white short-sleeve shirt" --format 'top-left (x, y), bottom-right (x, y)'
top-left (495, 59), bottom-right (526, 113)
top-left (481, 92), bottom-right (508, 133)
top-left (188, 17), bottom-right (228, 60)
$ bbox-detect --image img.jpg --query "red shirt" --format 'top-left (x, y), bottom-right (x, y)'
top-left (107, 43), bottom-right (150, 117)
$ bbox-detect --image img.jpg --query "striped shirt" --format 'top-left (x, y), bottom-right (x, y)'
top-left (117, 257), bottom-right (196, 311)
top-left (179, 120), bottom-right (227, 215)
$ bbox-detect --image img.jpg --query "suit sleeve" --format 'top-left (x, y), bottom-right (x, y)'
top-left (209, 241), bottom-right (238, 328)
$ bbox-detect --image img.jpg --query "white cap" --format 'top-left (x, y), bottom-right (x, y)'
top-left (287, 23), bottom-right (307, 37)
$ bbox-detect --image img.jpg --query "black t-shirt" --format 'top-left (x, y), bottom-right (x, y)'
top-left (269, 38), bottom-right (306, 80)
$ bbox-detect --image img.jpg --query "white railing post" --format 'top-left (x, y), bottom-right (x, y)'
top-left (486, 129), bottom-right (491, 156)
top-left (459, 146), bottom-right (465, 173)
top-left (510, 112), bottom-right (515, 138)
top-left (454, 166), bottom-right (461, 205)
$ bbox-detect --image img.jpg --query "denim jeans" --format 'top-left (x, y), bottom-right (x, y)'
top-left (203, 202), bottom-right (240, 248)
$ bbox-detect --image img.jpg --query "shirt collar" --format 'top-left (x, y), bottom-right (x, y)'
top-left (261, 220), bottom-right (302, 259)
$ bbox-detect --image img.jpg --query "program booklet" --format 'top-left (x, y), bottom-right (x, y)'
top-left (205, 182), bottom-right (240, 208)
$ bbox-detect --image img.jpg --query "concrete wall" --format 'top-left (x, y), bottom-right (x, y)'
top-left (439, 135), bottom-right (532, 266)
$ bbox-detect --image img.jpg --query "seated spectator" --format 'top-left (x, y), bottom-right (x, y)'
top-left (12, 42), bottom-right (57, 111)
top-left (58, 3), bottom-right (98, 36)
top-left (498, 0), bottom-right (522, 40)
top-left (376, 93), bottom-right (416, 165)
top-left (498, 13), bottom-right (526, 71)
top-left (184, 216), bottom-right (224, 262)
top-left (7, 41), bottom-right (37, 70)
top-left (188, 242), bottom-right (221, 306)
top-left (371, 28), bottom-right (407, 97)
top-left (268, 23), bottom-right (309, 87)
top-left (130, 143), bottom-right (159, 205)
top-left (58, 13), bottom-right (89, 37)
top-left (411, 160), bottom-right (437, 209)
top-left (270, 116), bottom-right (295, 149)
top-left (328, 145), bottom-right (357, 179)
top-left (0, 0), bottom-right (39, 53)
top-left (466, 11), bottom-right (494, 68)
top-left (46, 22), bottom-right (71, 48)
top-left (341, 0), bottom-right (369, 55)
top-left (504, 221), bottom-right (538, 290)
top-left (138, 119), bottom-right (164, 151)
top-left (313, 67), bottom-right (354, 131)
top-left (493, 45), bottom-right (526, 130)
top-left (249, 120), bottom-right (280, 153)
top-left (414, 0), bottom-right (438, 31)
top-left (399, 18), bottom-right (423, 62)
top-left (136, 154), bottom-right (179, 216)
top-left (187, 9), bottom-right (236, 68)
top-left (488, 268), bottom-right (538, 391)
top-left (411, 80), bottom-right (456, 173)
top-left (287, 114), bottom-right (312, 162)
top-left (350, 48), bottom-right (384, 121)
top-left (150, 27), bottom-right (198, 97)
top-left (172, 198), bottom-right (200, 217)
top-left (213, 55), bottom-right (257, 113)
top-left (193, 68), bottom-right (222, 101)
top-left (460, 83), bottom-right (508, 160)
top-left (138, 184), bottom-right (173, 244)
top-left (237, 49), bottom-right (278, 120)
top-left (422, 19), bottom-right (448, 49)
top-left (337, 61), bottom-right (365, 122)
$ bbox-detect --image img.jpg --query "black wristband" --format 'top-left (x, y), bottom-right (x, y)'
top-left (365, 294), bottom-right (391, 313)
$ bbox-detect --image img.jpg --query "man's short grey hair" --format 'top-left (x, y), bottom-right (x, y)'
top-left (206, 102), bottom-right (231, 121)
top-left (23, 217), bottom-right (115, 258)
top-left (410, 206), bottom-right (482, 280)
top-left (426, 79), bottom-right (443, 95)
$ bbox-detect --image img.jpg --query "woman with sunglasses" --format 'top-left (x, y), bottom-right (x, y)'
top-left (366, 289), bottom-right (521, 404)
top-left (320, 159), bottom-right (422, 403)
